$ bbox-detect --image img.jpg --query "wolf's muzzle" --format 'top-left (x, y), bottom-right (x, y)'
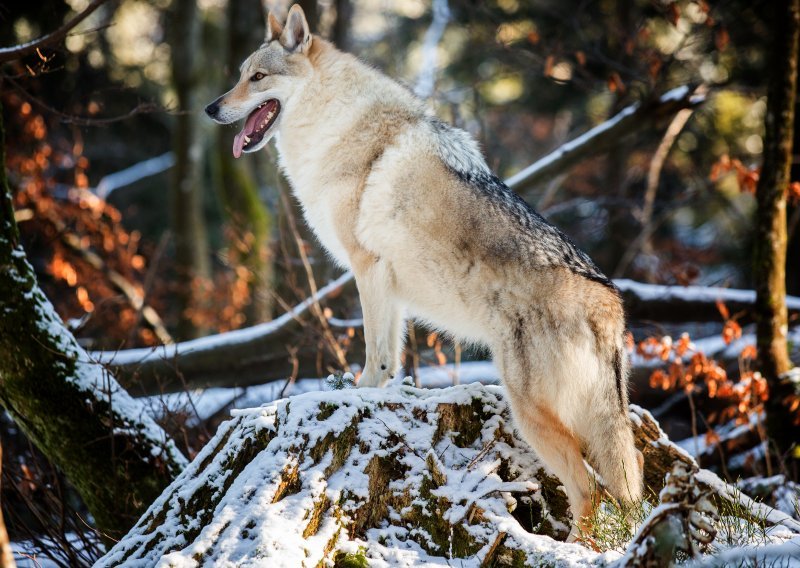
top-left (205, 98), bottom-right (221, 119)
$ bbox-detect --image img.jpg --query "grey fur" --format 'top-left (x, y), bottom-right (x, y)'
top-left (427, 117), bottom-right (615, 290)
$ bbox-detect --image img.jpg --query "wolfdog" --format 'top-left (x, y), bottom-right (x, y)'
top-left (206, 4), bottom-right (644, 539)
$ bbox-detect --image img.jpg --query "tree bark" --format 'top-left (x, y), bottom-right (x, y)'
top-left (0, 444), bottom-right (15, 568)
top-left (753, 0), bottom-right (800, 467)
top-left (0, 98), bottom-right (187, 538)
top-left (170, 0), bottom-right (211, 340)
top-left (331, 0), bottom-right (352, 51)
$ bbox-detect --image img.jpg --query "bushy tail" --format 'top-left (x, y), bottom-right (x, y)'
top-left (586, 337), bottom-right (644, 505)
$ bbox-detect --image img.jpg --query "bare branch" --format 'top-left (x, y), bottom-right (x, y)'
top-left (506, 86), bottom-right (707, 195)
top-left (0, 0), bottom-right (112, 64)
top-left (5, 74), bottom-right (166, 126)
top-left (56, 223), bottom-right (173, 345)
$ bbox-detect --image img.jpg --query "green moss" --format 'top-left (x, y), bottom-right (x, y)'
top-left (159, 429), bottom-right (273, 554)
top-left (333, 548), bottom-right (369, 568)
top-left (402, 474), bottom-right (483, 558)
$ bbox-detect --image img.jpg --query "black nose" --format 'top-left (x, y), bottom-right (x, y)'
top-left (205, 100), bottom-right (220, 118)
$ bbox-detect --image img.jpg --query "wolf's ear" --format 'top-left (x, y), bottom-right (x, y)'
top-left (265, 11), bottom-right (283, 43)
top-left (280, 4), bottom-right (312, 53)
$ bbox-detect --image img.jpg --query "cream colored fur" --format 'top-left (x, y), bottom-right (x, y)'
top-left (207, 4), bottom-right (644, 540)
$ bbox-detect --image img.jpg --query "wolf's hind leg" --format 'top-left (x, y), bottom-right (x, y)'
top-left (352, 253), bottom-right (404, 388)
top-left (505, 393), bottom-right (596, 541)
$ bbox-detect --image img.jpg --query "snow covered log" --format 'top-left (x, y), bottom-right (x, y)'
top-left (99, 275), bottom-right (800, 397)
top-left (97, 383), bottom-right (799, 567)
top-left (616, 279), bottom-right (800, 323)
top-left (631, 406), bottom-right (800, 535)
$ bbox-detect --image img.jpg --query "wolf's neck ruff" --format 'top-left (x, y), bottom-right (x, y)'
top-left (233, 100), bottom-right (280, 158)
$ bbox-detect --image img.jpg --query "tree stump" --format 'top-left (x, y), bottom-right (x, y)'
top-left (97, 383), bottom-right (800, 567)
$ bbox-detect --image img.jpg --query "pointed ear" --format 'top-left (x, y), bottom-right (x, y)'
top-left (280, 4), bottom-right (312, 52)
top-left (265, 11), bottom-right (283, 43)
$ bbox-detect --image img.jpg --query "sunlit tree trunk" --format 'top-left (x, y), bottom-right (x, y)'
top-left (754, 0), bottom-right (800, 469)
top-left (170, 0), bottom-right (211, 339)
top-left (0, 98), bottom-right (186, 538)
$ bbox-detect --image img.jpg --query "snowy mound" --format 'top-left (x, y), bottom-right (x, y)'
top-left (96, 382), bottom-right (611, 567)
top-left (97, 382), bottom-right (800, 567)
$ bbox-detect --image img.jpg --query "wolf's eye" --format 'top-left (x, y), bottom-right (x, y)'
top-left (250, 72), bottom-right (266, 82)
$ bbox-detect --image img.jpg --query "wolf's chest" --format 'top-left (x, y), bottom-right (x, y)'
top-left (276, 138), bottom-right (355, 268)
top-left (296, 192), bottom-right (352, 269)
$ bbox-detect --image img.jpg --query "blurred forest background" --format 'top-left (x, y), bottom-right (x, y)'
top-left (1, 0), bottom-right (799, 565)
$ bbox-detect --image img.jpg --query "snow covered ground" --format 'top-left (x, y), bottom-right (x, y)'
top-left (143, 361), bottom-right (501, 427)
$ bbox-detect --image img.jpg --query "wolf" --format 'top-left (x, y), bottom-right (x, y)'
top-left (205, 4), bottom-right (644, 539)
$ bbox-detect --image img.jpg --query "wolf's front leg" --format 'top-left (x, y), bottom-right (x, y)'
top-left (353, 257), bottom-right (404, 388)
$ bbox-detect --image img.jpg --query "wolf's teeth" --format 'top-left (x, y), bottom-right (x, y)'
top-left (244, 136), bottom-right (251, 143)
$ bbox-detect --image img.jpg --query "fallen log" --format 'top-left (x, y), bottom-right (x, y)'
top-left (96, 275), bottom-right (800, 396)
top-left (96, 383), bottom-right (799, 567)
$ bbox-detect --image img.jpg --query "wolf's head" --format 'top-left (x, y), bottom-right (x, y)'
top-left (205, 4), bottom-right (313, 158)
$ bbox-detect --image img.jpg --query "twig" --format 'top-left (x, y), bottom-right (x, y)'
top-left (277, 178), bottom-right (348, 369)
top-left (50, 214), bottom-right (173, 344)
top-left (4, 74), bottom-right (168, 126)
top-left (0, 0), bottom-right (113, 63)
top-left (128, 232), bottom-right (171, 345)
top-left (613, 107), bottom-right (695, 279)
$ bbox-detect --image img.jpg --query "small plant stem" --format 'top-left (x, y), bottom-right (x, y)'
top-left (687, 388), bottom-right (700, 466)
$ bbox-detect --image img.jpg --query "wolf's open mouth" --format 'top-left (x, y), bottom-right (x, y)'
top-left (233, 99), bottom-right (280, 158)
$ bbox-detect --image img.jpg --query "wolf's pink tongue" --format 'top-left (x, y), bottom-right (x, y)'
top-left (232, 104), bottom-right (271, 159)
top-left (233, 131), bottom-right (246, 159)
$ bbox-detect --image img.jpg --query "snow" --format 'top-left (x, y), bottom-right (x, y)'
top-left (143, 360), bottom-right (500, 426)
top-left (695, 469), bottom-right (800, 534)
top-left (414, 0), bottom-right (450, 100)
top-left (93, 152), bottom-right (175, 198)
top-left (686, 535), bottom-right (800, 567)
top-left (616, 278), bottom-right (800, 311)
top-left (506, 86), bottom-right (704, 190)
top-left (95, 271), bottom-right (355, 367)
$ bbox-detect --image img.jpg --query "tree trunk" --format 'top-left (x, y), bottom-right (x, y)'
top-left (753, 0), bottom-right (800, 468)
top-left (331, 0), bottom-right (352, 51)
top-left (96, 386), bottom-right (799, 567)
top-left (0, 98), bottom-right (187, 538)
top-left (297, 0), bottom-right (318, 33)
top-left (0, 444), bottom-right (15, 568)
top-left (170, 0), bottom-right (211, 340)
top-left (214, 0), bottom-right (274, 324)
